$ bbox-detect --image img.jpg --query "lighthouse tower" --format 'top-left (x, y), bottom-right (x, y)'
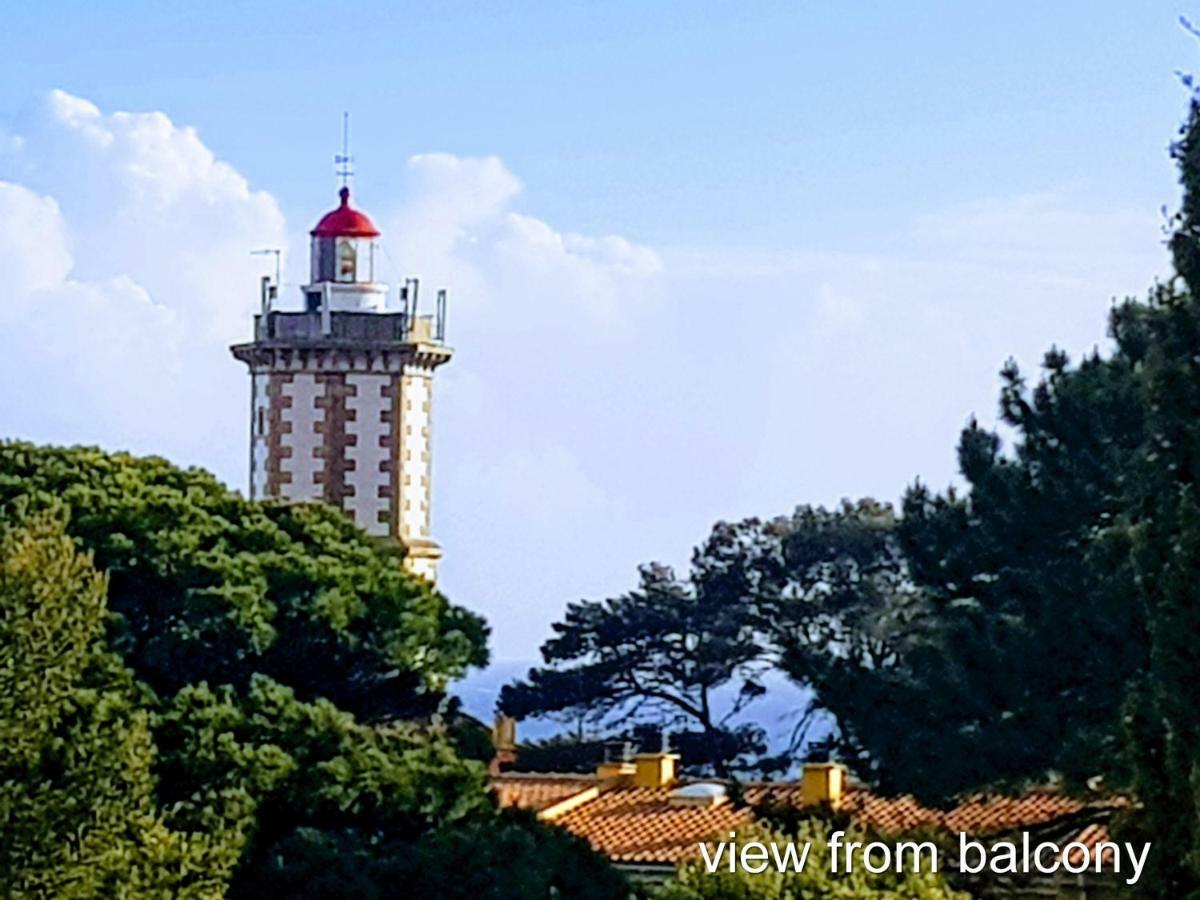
top-left (231, 186), bottom-right (451, 581)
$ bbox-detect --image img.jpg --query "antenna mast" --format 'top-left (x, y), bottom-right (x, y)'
top-left (251, 248), bottom-right (282, 286)
top-left (251, 248), bottom-right (282, 313)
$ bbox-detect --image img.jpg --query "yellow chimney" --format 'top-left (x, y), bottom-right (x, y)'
top-left (633, 752), bottom-right (679, 788)
top-left (492, 715), bottom-right (517, 752)
top-left (596, 760), bottom-right (637, 780)
top-left (489, 715), bottom-right (518, 774)
top-left (800, 761), bottom-right (846, 809)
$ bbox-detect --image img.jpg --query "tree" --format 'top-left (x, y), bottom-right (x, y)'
top-left (500, 520), bottom-right (777, 777)
top-left (1116, 81), bottom-right (1200, 898)
top-left (804, 337), bottom-right (1151, 804)
top-left (0, 510), bottom-right (243, 898)
top-left (394, 809), bottom-right (631, 900)
top-left (757, 500), bottom-right (923, 769)
top-left (756, 340), bottom-right (1148, 806)
top-left (0, 442), bottom-right (489, 722)
top-left (655, 819), bottom-right (966, 900)
top-left (0, 445), bottom-right (630, 896)
top-left (898, 336), bottom-right (1149, 802)
top-left (152, 674), bottom-right (494, 894)
top-left (258, 809), bottom-right (632, 900)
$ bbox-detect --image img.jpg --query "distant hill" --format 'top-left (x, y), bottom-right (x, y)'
top-left (452, 660), bottom-right (830, 755)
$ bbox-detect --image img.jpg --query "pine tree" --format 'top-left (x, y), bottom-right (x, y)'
top-left (1117, 89), bottom-right (1200, 898)
top-left (0, 510), bottom-right (243, 898)
top-left (500, 519), bottom-right (776, 778)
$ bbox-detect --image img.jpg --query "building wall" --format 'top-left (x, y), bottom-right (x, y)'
top-left (244, 344), bottom-right (444, 581)
top-left (344, 372), bottom-right (393, 537)
top-left (279, 373), bottom-right (324, 501)
top-left (250, 373), bottom-right (270, 500)
top-left (396, 369), bottom-right (433, 542)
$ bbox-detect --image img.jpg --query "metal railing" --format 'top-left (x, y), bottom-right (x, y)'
top-left (256, 311), bottom-right (409, 343)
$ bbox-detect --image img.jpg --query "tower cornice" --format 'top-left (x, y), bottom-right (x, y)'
top-left (231, 342), bottom-right (452, 373)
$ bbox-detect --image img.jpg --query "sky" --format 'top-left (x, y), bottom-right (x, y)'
top-left (0, 2), bottom-right (1190, 665)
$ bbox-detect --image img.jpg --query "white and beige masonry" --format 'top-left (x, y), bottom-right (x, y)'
top-left (235, 337), bottom-right (450, 582)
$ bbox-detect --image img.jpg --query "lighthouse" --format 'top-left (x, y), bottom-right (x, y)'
top-left (231, 186), bottom-right (451, 582)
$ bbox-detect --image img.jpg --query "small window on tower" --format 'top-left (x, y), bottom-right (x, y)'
top-left (337, 238), bottom-right (357, 282)
top-left (257, 407), bottom-right (266, 436)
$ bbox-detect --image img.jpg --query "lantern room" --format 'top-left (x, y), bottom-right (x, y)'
top-left (305, 186), bottom-right (387, 312)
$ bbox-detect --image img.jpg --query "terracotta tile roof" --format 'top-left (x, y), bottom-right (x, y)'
top-left (491, 774), bottom-right (1124, 868)
top-left (942, 791), bottom-right (1096, 835)
top-left (746, 784), bottom-right (1107, 836)
top-left (492, 773), bottom-right (599, 812)
top-left (1064, 823), bottom-right (1119, 867)
top-left (551, 786), bottom-right (755, 865)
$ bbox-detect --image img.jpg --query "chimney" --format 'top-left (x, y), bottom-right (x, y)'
top-left (800, 761), bottom-right (846, 809)
top-left (633, 751), bottom-right (679, 789)
top-left (596, 739), bottom-right (636, 780)
top-left (489, 715), bottom-right (518, 775)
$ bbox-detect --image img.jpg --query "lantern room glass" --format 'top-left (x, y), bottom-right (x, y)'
top-left (311, 236), bottom-right (376, 285)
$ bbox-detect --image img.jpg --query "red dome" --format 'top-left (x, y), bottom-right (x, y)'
top-left (311, 187), bottom-right (380, 238)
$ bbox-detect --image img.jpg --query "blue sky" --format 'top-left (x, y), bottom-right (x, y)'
top-left (0, 2), bottom-right (1192, 666)
top-left (1, 2), bottom-right (1187, 245)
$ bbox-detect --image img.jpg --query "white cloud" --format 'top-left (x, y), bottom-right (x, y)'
top-left (0, 91), bottom-right (1173, 662)
top-left (5, 89), bottom-right (286, 341)
top-left (378, 154), bottom-right (670, 651)
top-left (0, 90), bottom-right (286, 473)
top-left (383, 153), bottom-right (663, 325)
top-left (0, 95), bottom-right (669, 656)
top-left (0, 182), bottom-right (72, 294)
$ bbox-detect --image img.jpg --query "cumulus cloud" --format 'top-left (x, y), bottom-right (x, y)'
top-left (0, 90), bottom-right (1172, 665)
top-left (372, 153), bottom-right (670, 649)
top-left (0, 182), bottom-right (72, 294)
top-left (384, 152), bottom-right (663, 325)
top-left (0, 90), bottom-right (286, 473)
top-left (6, 89), bottom-right (287, 341)
top-left (0, 93), bottom-right (668, 639)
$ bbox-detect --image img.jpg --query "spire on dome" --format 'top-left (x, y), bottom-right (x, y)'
top-left (335, 111), bottom-right (354, 188)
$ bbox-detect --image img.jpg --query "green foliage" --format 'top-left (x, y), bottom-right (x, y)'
top-left (393, 809), bottom-right (631, 900)
top-left (0, 441), bottom-right (489, 721)
top-left (656, 819), bottom-right (966, 900)
top-left (787, 336), bottom-right (1149, 803)
top-left (889, 342), bottom-right (1147, 802)
top-left (230, 809), bottom-right (632, 900)
top-left (0, 510), bottom-right (244, 898)
top-left (0, 445), bottom-right (632, 897)
top-left (157, 674), bottom-right (493, 866)
top-left (501, 521), bottom-right (777, 777)
top-left (440, 698), bottom-right (501, 765)
top-left (1114, 89), bottom-right (1200, 899)
top-left (756, 500), bottom-right (921, 771)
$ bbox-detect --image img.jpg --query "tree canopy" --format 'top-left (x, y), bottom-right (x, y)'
top-left (764, 343), bottom-right (1151, 802)
top-left (1114, 86), bottom-right (1200, 898)
top-left (500, 86), bottom-right (1200, 900)
top-left (0, 444), bottom-right (628, 898)
top-left (500, 520), bottom-right (778, 777)
top-left (0, 442), bottom-right (489, 721)
top-left (0, 510), bottom-right (243, 898)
